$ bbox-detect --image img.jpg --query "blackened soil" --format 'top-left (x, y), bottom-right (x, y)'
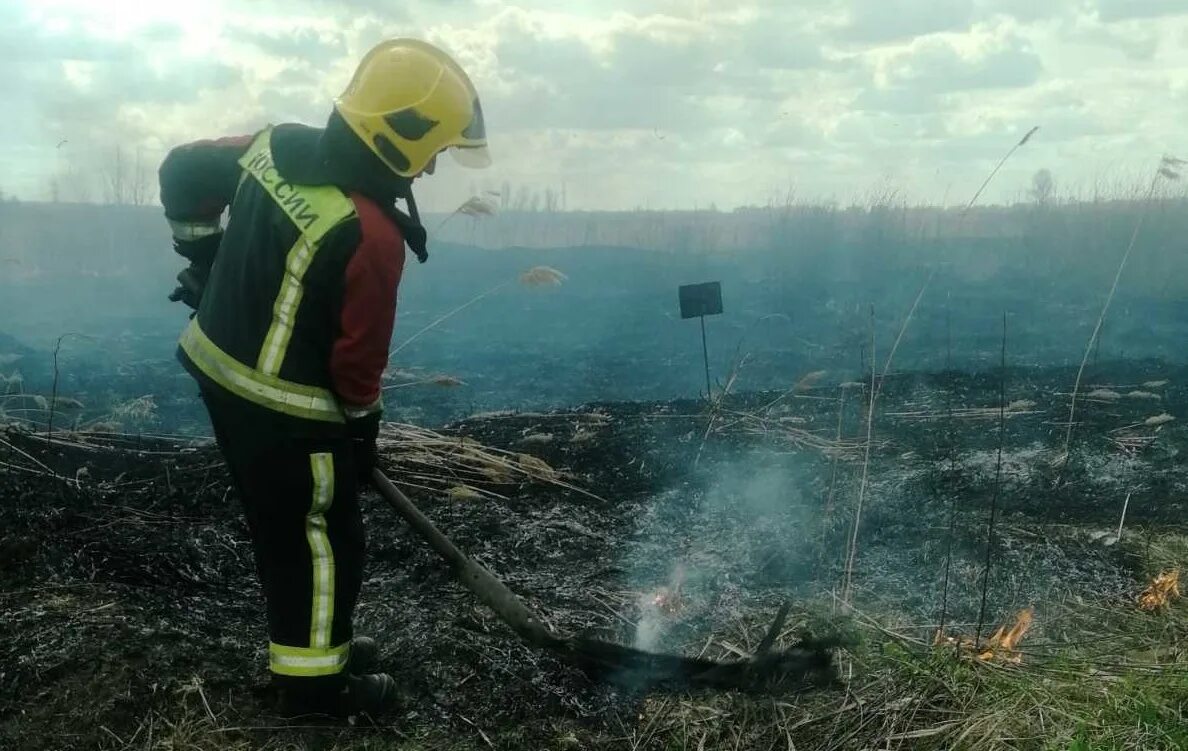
top-left (2, 360), bottom-right (1186, 749)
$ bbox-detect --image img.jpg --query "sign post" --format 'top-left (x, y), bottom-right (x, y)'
top-left (678, 282), bottom-right (724, 400)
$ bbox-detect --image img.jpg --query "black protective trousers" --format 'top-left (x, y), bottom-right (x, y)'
top-left (202, 390), bottom-right (366, 695)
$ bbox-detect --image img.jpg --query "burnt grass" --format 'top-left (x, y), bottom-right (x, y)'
top-left (2, 359), bottom-right (1187, 749)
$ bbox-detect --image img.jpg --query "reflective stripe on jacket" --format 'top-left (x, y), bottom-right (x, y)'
top-left (171, 126), bottom-right (404, 428)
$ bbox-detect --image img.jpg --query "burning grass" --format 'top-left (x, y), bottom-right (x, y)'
top-left (623, 593), bottom-right (1187, 751)
top-left (1139, 569), bottom-right (1181, 612)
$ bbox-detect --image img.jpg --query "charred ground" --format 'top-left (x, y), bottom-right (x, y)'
top-left (1, 359), bottom-right (1186, 749)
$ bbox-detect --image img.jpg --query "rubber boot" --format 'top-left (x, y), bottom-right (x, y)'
top-left (343, 673), bottom-right (399, 719)
top-left (346, 635), bottom-right (379, 674)
top-left (276, 672), bottom-right (398, 720)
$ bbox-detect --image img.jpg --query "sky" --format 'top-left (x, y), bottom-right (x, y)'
top-left (2, 0), bottom-right (1187, 211)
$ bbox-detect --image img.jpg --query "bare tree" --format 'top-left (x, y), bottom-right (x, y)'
top-left (1029, 168), bottom-right (1055, 205)
top-left (101, 146), bottom-right (151, 205)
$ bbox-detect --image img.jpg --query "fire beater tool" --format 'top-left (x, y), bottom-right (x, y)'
top-left (372, 468), bottom-right (841, 691)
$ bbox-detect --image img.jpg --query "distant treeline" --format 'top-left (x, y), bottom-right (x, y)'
top-left (2, 195), bottom-right (1187, 426)
top-left (2, 197), bottom-right (1186, 301)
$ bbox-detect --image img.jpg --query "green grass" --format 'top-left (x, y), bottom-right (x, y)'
top-left (96, 533), bottom-right (1188, 751)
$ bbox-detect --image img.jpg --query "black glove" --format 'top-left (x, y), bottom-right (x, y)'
top-left (169, 234), bottom-right (222, 309)
top-left (346, 412), bottom-right (381, 487)
top-left (169, 264), bottom-right (209, 310)
top-left (173, 233), bottom-right (223, 266)
top-left (403, 223), bottom-right (428, 264)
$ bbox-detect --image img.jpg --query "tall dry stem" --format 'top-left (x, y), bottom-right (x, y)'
top-left (975, 312), bottom-right (1008, 645)
top-left (844, 127), bottom-right (1037, 608)
top-left (388, 267), bottom-right (566, 362)
top-left (1058, 155), bottom-right (1182, 464)
top-left (937, 306), bottom-right (959, 642)
top-left (842, 306), bottom-right (876, 603)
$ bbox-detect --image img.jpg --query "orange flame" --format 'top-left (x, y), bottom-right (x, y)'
top-left (935, 608), bottom-right (1034, 664)
top-left (1138, 570), bottom-right (1181, 611)
top-left (977, 608), bottom-right (1033, 663)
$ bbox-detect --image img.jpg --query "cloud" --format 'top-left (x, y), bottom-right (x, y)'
top-left (1092, 0), bottom-right (1188, 22)
top-left (875, 28), bottom-right (1044, 95)
top-left (225, 27), bottom-right (348, 61)
top-left (837, 1), bottom-right (977, 43)
top-left (453, 10), bottom-right (733, 133)
top-left (1, 0), bottom-right (1186, 210)
top-left (1069, 19), bottom-right (1159, 61)
top-left (0, 9), bottom-right (134, 64)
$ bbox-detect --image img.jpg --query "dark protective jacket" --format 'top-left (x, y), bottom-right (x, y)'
top-left (159, 122), bottom-right (411, 435)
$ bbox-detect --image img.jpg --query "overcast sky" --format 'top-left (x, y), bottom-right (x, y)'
top-left (3, 0), bottom-right (1187, 211)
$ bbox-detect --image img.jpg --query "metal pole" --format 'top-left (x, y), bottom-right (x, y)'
top-left (700, 315), bottom-right (712, 399)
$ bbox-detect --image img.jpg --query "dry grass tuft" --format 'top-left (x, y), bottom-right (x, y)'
top-left (793, 370), bottom-right (828, 393)
top-left (375, 422), bottom-right (595, 502)
top-left (1125, 390), bottom-right (1161, 400)
top-left (447, 484), bottom-right (484, 502)
top-left (519, 266), bottom-right (568, 287)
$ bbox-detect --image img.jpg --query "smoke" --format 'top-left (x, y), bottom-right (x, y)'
top-left (625, 455), bottom-right (819, 654)
top-left (633, 564), bottom-right (685, 652)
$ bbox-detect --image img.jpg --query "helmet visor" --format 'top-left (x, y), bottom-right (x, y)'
top-left (450, 144), bottom-right (491, 169)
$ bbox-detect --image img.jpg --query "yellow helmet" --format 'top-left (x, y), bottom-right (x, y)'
top-left (335, 38), bottom-right (490, 178)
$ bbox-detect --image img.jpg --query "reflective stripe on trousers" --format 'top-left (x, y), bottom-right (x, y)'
top-left (269, 452), bottom-right (346, 677)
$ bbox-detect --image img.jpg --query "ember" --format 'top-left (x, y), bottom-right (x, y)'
top-left (633, 566), bottom-right (687, 651)
top-left (648, 585), bottom-right (684, 616)
top-left (1138, 569), bottom-right (1181, 611)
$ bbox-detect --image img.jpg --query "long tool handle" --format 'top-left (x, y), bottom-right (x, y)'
top-left (371, 468), bottom-right (563, 648)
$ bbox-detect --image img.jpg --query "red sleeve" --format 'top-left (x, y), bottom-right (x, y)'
top-left (158, 134), bottom-right (253, 223)
top-left (331, 193), bottom-right (406, 412)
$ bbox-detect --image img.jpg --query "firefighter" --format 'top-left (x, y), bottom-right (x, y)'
top-left (158, 39), bottom-right (489, 719)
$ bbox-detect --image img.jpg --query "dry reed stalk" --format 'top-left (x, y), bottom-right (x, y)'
top-left (388, 266), bottom-right (566, 361)
top-left (975, 313), bottom-right (1008, 646)
top-left (694, 352), bottom-right (750, 467)
top-left (842, 306), bottom-right (876, 603)
top-left (844, 129), bottom-right (1039, 607)
top-left (885, 403), bottom-right (1039, 422)
top-left (937, 308), bottom-right (958, 645)
top-left (817, 383), bottom-right (850, 573)
top-left (375, 422), bottom-right (604, 502)
top-left (1116, 492), bottom-right (1131, 542)
top-left (964, 127), bottom-right (1039, 214)
top-left (1058, 155), bottom-right (1184, 466)
top-left (434, 195), bottom-right (498, 233)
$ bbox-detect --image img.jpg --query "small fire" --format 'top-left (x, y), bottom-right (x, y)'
top-left (934, 607), bottom-right (1034, 664)
top-left (976, 608), bottom-right (1034, 663)
top-left (633, 566), bottom-right (687, 652)
top-left (1138, 569), bottom-right (1181, 611)
top-left (648, 586), bottom-right (683, 616)
top-left (645, 565), bottom-right (686, 616)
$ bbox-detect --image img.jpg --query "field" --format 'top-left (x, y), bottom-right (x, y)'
top-left (2, 357), bottom-right (1185, 750)
top-left (2, 197), bottom-right (1186, 748)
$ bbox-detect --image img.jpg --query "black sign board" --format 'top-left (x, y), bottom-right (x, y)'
top-left (677, 281), bottom-right (723, 399)
top-left (678, 282), bottom-right (723, 320)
